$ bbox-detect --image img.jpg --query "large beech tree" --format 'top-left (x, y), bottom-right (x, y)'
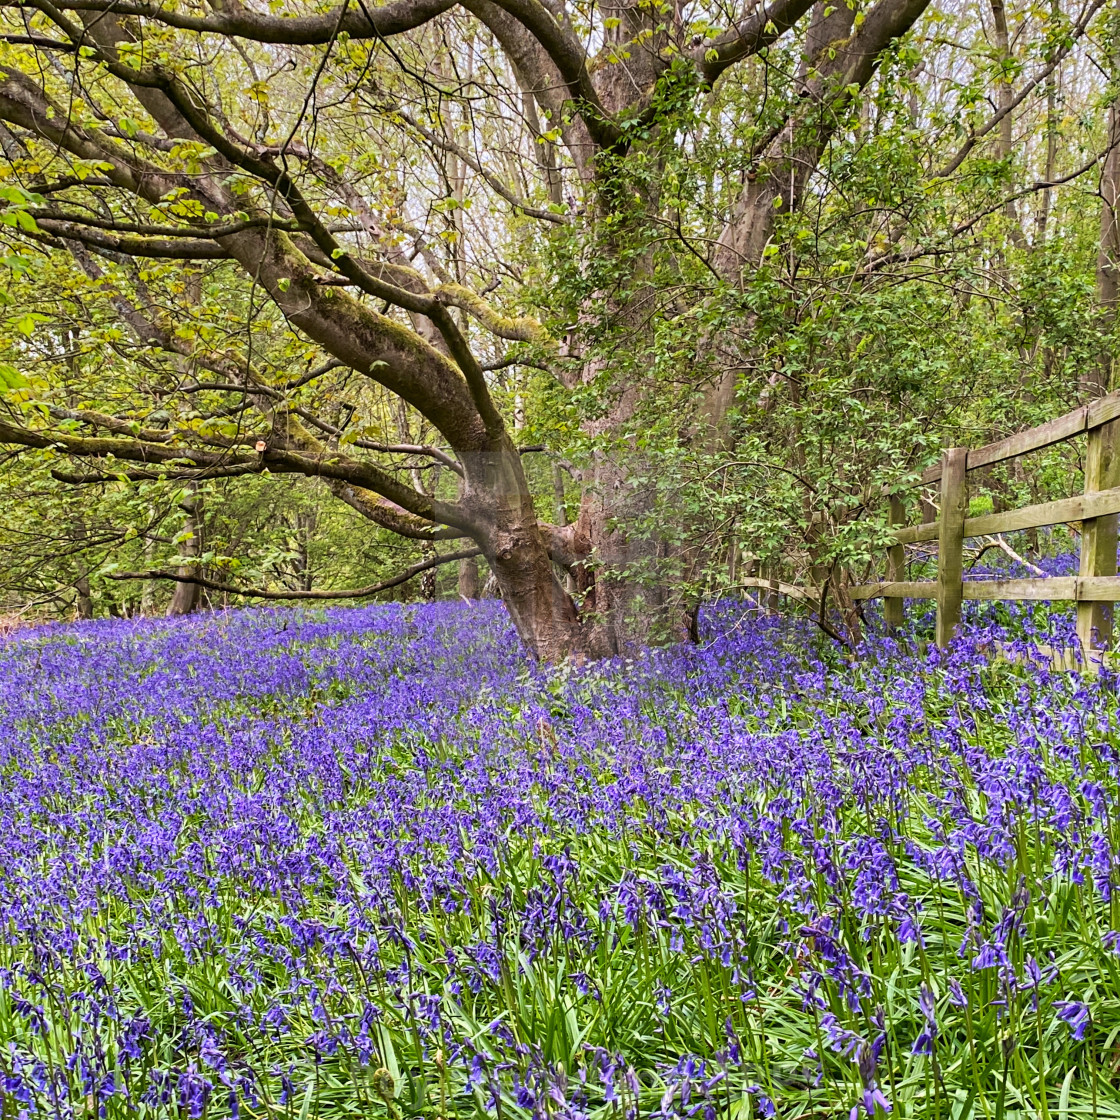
top-left (0, 0), bottom-right (1105, 656)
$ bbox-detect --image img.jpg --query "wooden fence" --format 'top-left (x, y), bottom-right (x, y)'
top-left (847, 389), bottom-right (1120, 655)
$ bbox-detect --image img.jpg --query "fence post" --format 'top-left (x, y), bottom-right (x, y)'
top-left (884, 495), bottom-right (906, 630)
top-left (1077, 419), bottom-right (1120, 661)
top-left (936, 447), bottom-right (968, 647)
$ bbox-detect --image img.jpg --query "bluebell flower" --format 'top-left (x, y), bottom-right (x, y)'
top-left (1054, 1001), bottom-right (1090, 1041)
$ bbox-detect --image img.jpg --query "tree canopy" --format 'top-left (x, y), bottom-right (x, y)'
top-left (0, 0), bottom-right (1114, 655)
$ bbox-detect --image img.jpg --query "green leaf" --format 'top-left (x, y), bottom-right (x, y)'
top-left (0, 362), bottom-right (25, 389)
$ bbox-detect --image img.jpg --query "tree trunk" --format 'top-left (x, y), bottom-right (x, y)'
top-left (574, 292), bottom-right (690, 656)
top-left (458, 555), bottom-right (481, 599)
top-left (167, 489), bottom-right (202, 617)
top-left (702, 0), bottom-right (858, 445)
top-left (552, 463), bottom-right (577, 597)
top-left (74, 574), bottom-right (93, 620)
top-left (1096, 37), bottom-right (1120, 399)
top-left (990, 0), bottom-right (1026, 250)
top-left (293, 510), bottom-right (315, 592)
top-left (420, 542), bottom-right (438, 600)
top-left (482, 525), bottom-right (584, 660)
top-left (140, 512), bottom-right (157, 615)
top-left (578, 467), bottom-right (687, 656)
top-left (1036, 0), bottom-right (1060, 239)
top-left (461, 446), bottom-right (586, 660)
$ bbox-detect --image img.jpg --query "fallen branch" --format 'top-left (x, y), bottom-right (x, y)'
top-left (989, 534), bottom-right (1047, 577)
top-left (105, 547), bottom-right (482, 600)
top-left (968, 533), bottom-right (1047, 576)
top-left (734, 576), bottom-right (852, 649)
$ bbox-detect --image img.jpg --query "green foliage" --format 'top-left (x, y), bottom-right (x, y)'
top-left (0, 0), bottom-right (1112, 623)
top-left (513, 14), bottom-right (1110, 608)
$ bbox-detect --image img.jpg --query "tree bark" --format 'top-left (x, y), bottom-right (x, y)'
top-left (74, 574), bottom-right (93, 620)
top-left (458, 555), bottom-right (481, 599)
top-left (990, 0), bottom-right (1026, 250)
top-left (1097, 25), bottom-right (1120, 399)
top-left (166, 490), bottom-right (202, 617)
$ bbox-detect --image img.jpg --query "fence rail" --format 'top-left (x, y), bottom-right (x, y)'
top-left (917, 392), bottom-right (1120, 483)
top-left (851, 577), bottom-right (1120, 602)
top-left (852, 385), bottom-right (1120, 656)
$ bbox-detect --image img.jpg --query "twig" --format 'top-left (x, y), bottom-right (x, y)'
top-left (732, 576), bottom-right (852, 649)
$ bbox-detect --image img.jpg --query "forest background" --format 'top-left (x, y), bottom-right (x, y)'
top-left (0, 0), bottom-right (1113, 657)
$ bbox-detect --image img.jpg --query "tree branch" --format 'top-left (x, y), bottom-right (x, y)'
top-left (393, 108), bottom-right (567, 224)
top-left (0, 36), bottom-right (495, 450)
top-left (289, 406), bottom-right (465, 474)
top-left (105, 546), bottom-right (483, 600)
top-left (0, 415), bottom-right (471, 531)
top-left (859, 150), bottom-right (1105, 276)
top-left (457, 0), bottom-right (620, 150)
top-left (0, 0), bottom-right (457, 43)
top-left (52, 463), bottom-right (263, 483)
top-left (33, 218), bottom-right (230, 258)
top-left (115, 59), bottom-right (508, 438)
top-left (693, 0), bottom-right (818, 84)
top-left (936, 0), bottom-right (1107, 179)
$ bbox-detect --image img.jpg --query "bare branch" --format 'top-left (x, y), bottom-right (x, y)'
top-left (860, 151), bottom-right (1105, 276)
top-left (180, 361), bottom-right (346, 398)
top-left (0, 0), bottom-right (457, 43)
top-left (105, 547), bottom-right (484, 600)
top-left (936, 0), bottom-right (1108, 179)
top-left (0, 32), bottom-right (76, 50)
top-left (460, 0), bottom-right (620, 149)
top-left (394, 108), bottom-right (568, 224)
top-left (289, 406), bottom-right (465, 474)
top-left (52, 463), bottom-right (263, 483)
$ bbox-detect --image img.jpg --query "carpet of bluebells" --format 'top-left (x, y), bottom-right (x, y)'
top-left (2, 589), bottom-right (1120, 1120)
